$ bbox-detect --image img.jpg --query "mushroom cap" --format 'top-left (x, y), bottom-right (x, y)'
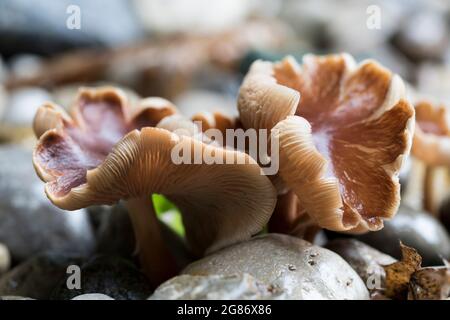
top-left (191, 111), bottom-right (237, 135)
top-left (156, 113), bottom-right (218, 146)
top-left (238, 54), bottom-right (415, 233)
top-left (33, 86), bottom-right (276, 255)
top-left (156, 114), bottom-right (204, 138)
top-left (412, 100), bottom-right (450, 166)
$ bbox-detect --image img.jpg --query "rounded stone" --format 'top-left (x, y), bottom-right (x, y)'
top-left (182, 234), bottom-right (369, 300)
top-left (149, 273), bottom-right (285, 300)
top-left (72, 293), bottom-right (114, 300)
top-left (326, 239), bottom-right (396, 296)
top-left (2, 88), bottom-right (51, 126)
top-left (51, 255), bottom-right (153, 300)
top-left (0, 252), bottom-right (83, 300)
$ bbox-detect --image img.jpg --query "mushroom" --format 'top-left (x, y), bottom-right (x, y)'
top-left (412, 101), bottom-right (450, 166)
top-left (403, 100), bottom-right (450, 215)
top-left (32, 86), bottom-right (277, 286)
top-left (238, 54), bottom-right (414, 233)
top-left (191, 111), bottom-right (237, 136)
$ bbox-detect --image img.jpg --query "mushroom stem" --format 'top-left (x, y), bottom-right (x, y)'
top-left (268, 191), bottom-right (300, 233)
top-left (269, 191), bottom-right (319, 242)
top-left (290, 214), bottom-right (321, 243)
top-left (125, 196), bottom-right (178, 286)
top-left (402, 158), bottom-right (426, 211)
top-left (423, 165), bottom-right (450, 216)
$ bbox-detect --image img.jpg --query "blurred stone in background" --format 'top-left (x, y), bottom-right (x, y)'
top-left (51, 255), bottom-right (153, 300)
top-left (0, 252), bottom-right (83, 299)
top-left (0, 0), bottom-right (144, 57)
top-left (392, 6), bottom-right (449, 62)
top-left (134, 0), bottom-right (254, 35)
top-left (2, 87), bottom-right (51, 126)
top-left (416, 63), bottom-right (450, 104)
top-left (174, 89), bottom-right (238, 120)
top-left (280, 0), bottom-right (404, 53)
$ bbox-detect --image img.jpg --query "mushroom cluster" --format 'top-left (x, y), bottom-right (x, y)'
top-left (32, 53), bottom-right (416, 290)
top-left (32, 86), bottom-right (276, 286)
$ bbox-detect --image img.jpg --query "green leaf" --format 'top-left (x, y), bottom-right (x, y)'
top-left (152, 194), bottom-right (185, 237)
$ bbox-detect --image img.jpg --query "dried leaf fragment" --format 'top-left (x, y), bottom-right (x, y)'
top-left (408, 265), bottom-right (450, 300)
top-left (383, 242), bottom-right (422, 299)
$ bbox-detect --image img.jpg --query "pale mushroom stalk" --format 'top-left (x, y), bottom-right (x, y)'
top-left (125, 197), bottom-right (178, 284)
top-left (423, 166), bottom-right (450, 215)
top-left (402, 158), bottom-right (427, 211)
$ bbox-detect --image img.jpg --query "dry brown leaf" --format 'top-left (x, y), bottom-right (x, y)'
top-left (383, 242), bottom-right (422, 299)
top-left (408, 265), bottom-right (450, 300)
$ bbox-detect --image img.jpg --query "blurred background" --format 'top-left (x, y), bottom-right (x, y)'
top-left (1, 0), bottom-right (450, 145)
top-left (0, 0), bottom-right (450, 290)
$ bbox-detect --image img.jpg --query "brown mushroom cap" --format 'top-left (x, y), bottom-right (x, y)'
top-left (191, 111), bottom-right (237, 136)
top-left (157, 114), bottom-right (204, 139)
top-left (33, 87), bottom-right (276, 255)
top-left (407, 100), bottom-right (450, 214)
top-left (238, 54), bottom-right (415, 233)
top-left (412, 101), bottom-right (450, 166)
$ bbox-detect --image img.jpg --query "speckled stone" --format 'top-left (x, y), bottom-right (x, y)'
top-left (326, 239), bottom-right (397, 296)
top-left (149, 273), bottom-right (285, 300)
top-left (183, 234), bottom-right (369, 300)
top-left (51, 255), bottom-right (153, 300)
